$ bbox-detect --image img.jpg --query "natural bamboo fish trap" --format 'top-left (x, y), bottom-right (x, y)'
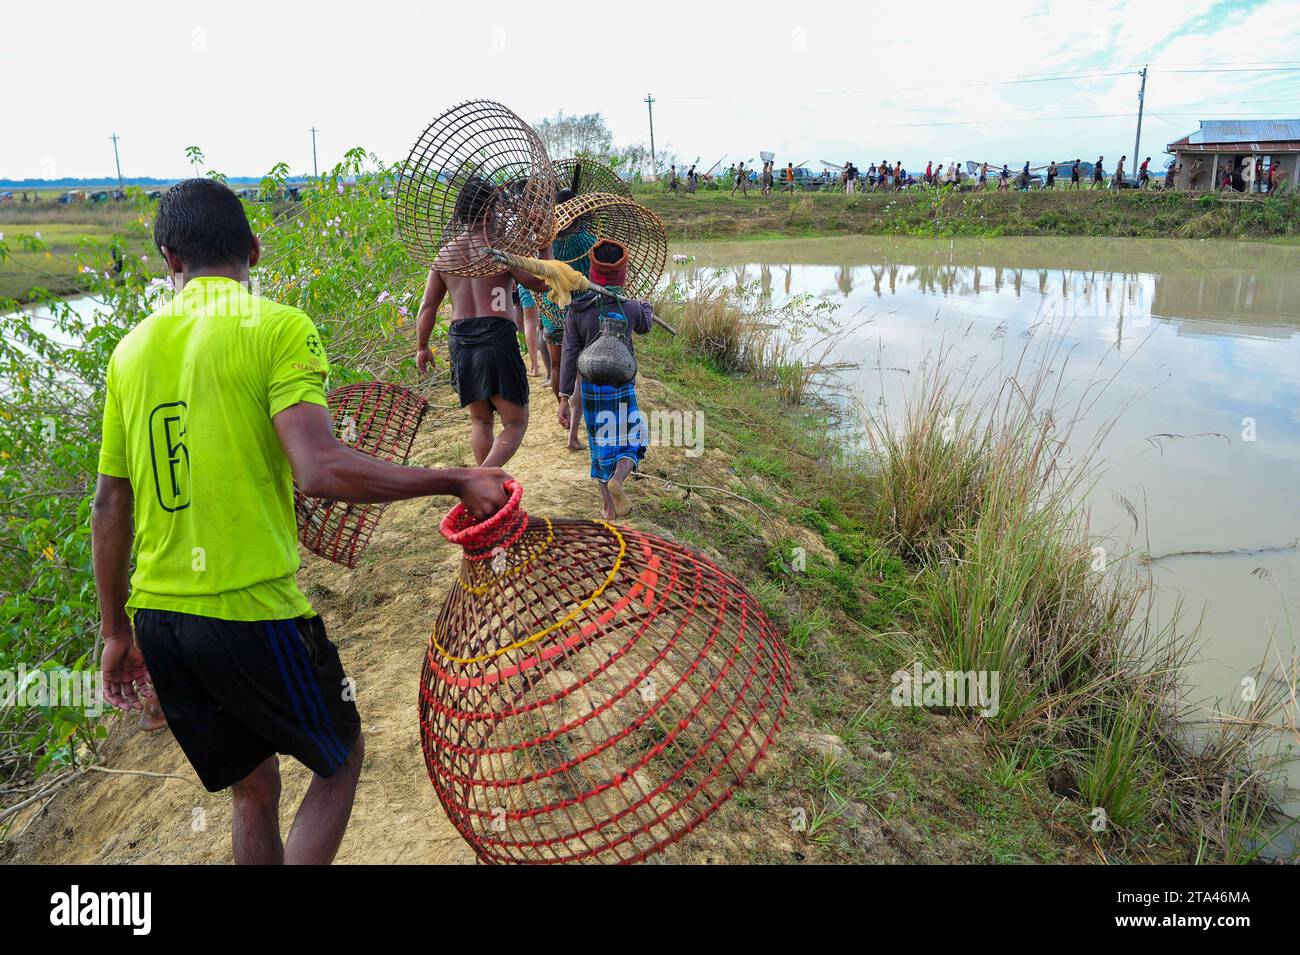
top-left (395, 100), bottom-right (557, 276)
top-left (295, 382), bottom-right (429, 568)
top-left (554, 157), bottom-right (633, 200)
top-left (553, 193), bottom-right (668, 298)
top-left (419, 480), bottom-right (793, 864)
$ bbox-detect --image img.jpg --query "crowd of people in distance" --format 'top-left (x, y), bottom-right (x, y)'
top-left (663, 152), bottom-right (1289, 195)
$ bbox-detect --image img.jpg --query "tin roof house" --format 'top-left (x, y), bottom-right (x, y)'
top-left (1166, 119), bottom-right (1300, 192)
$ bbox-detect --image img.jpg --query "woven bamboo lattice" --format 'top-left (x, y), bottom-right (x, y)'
top-left (295, 382), bottom-right (429, 568)
top-left (396, 100), bottom-right (557, 276)
top-left (553, 193), bottom-right (668, 299)
top-left (419, 481), bottom-right (793, 864)
top-left (554, 157), bottom-right (633, 200)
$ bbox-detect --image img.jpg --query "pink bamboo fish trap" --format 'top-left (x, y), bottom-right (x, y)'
top-left (419, 480), bottom-right (793, 864)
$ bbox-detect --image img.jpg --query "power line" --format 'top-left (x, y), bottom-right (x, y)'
top-left (774, 112), bottom-right (1140, 133)
top-left (1159, 66), bottom-right (1300, 74)
top-left (1149, 97), bottom-right (1300, 109)
top-left (1150, 60), bottom-right (1300, 68)
top-left (901, 69), bottom-right (1135, 91)
top-left (658, 63), bottom-right (1300, 105)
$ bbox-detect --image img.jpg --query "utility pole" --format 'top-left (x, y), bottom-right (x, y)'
top-left (643, 94), bottom-right (657, 180)
top-left (110, 133), bottom-right (123, 190)
top-left (310, 126), bottom-right (319, 179)
top-left (1132, 66), bottom-right (1148, 176)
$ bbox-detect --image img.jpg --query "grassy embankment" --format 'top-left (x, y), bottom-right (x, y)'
top-left (1, 178), bottom-right (1290, 862)
top-left (631, 278), bottom-right (1290, 863)
top-left (5, 187), bottom-right (1299, 304)
top-left (637, 184), bottom-right (1300, 242)
top-left (0, 203), bottom-right (151, 301)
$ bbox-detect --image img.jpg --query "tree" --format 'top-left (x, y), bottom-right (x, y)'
top-left (534, 111), bottom-right (615, 160)
top-left (533, 112), bottom-right (675, 181)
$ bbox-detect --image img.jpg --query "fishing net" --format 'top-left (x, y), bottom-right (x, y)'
top-left (553, 193), bottom-right (668, 299)
top-left (419, 480), bottom-right (793, 864)
top-left (295, 382), bottom-right (429, 568)
top-left (395, 100), bottom-right (557, 275)
top-left (554, 157), bottom-right (633, 200)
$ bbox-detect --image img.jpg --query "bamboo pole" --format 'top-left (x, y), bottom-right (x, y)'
top-left (491, 249), bottom-right (678, 335)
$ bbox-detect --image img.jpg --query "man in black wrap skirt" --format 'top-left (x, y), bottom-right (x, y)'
top-left (414, 178), bottom-right (550, 468)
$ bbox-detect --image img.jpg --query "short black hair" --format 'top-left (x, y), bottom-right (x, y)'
top-left (154, 178), bottom-right (255, 269)
top-left (454, 175), bottom-right (496, 225)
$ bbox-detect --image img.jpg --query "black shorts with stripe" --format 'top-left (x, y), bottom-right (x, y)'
top-left (135, 609), bottom-right (361, 792)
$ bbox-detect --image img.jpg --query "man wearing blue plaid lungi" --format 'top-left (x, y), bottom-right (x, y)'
top-left (557, 240), bottom-right (655, 519)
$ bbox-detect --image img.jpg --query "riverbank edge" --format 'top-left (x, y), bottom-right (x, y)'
top-left (5, 190), bottom-right (1298, 305)
top-left (628, 314), bottom-right (1244, 863)
top-left (0, 288), bottom-right (1272, 864)
top-left (637, 187), bottom-right (1300, 244)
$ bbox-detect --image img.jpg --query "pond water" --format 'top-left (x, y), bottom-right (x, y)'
top-left (670, 235), bottom-right (1300, 802)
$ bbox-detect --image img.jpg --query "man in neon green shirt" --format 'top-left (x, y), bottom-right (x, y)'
top-left (93, 179), bottom-right (509, 864)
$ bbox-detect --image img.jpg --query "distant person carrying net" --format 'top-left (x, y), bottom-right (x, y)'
top-left (397, 100), bottom-right (558, 469)
top-left (414, 175), bottom-right (551, 469)
top-left (732, 161), bottom-right (749, 196)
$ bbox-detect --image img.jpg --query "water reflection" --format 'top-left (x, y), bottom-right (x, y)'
top-left (670, 236), bottom-right (1300, 797)
top-left (672, 237), bottom-right (1300, 342)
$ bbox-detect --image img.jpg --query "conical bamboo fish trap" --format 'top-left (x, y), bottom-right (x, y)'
top-left (295, 382), bottom-right (429, 568)
top-left (419, 481), bottom-right (793, 864)
top-left (396, 100), bottom-right (557, 276)
top-left (553, 193), bottom-right (668, 299)
top-left (554, 157), bottom-right (633, 200)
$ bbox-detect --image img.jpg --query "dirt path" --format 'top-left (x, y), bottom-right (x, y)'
top-left (5, 378), bottom-right (719, 864)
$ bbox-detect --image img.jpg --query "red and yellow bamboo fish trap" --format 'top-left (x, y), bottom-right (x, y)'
top-left (295, 382), bottom-right (429, 568)
top-left (395, 99), bottom-right (557, 276)
top-left (419, 481), bottom-right (793, 864)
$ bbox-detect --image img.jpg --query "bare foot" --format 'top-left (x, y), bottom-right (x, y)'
top-left (608, 480), bottom-right (632, 517)
top-left (139, 699), bottom-right (168, 733)
top-left (567, 439), bottom-right (585, 451)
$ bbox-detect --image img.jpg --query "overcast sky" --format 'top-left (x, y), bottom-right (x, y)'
top-left (4, 0), bottom-right (1299, 181)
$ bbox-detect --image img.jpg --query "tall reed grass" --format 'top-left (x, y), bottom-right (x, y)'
top-left (860, 333), bottom-right (1293, 858)
top-left (655, 273), bottom-right (851, 405)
